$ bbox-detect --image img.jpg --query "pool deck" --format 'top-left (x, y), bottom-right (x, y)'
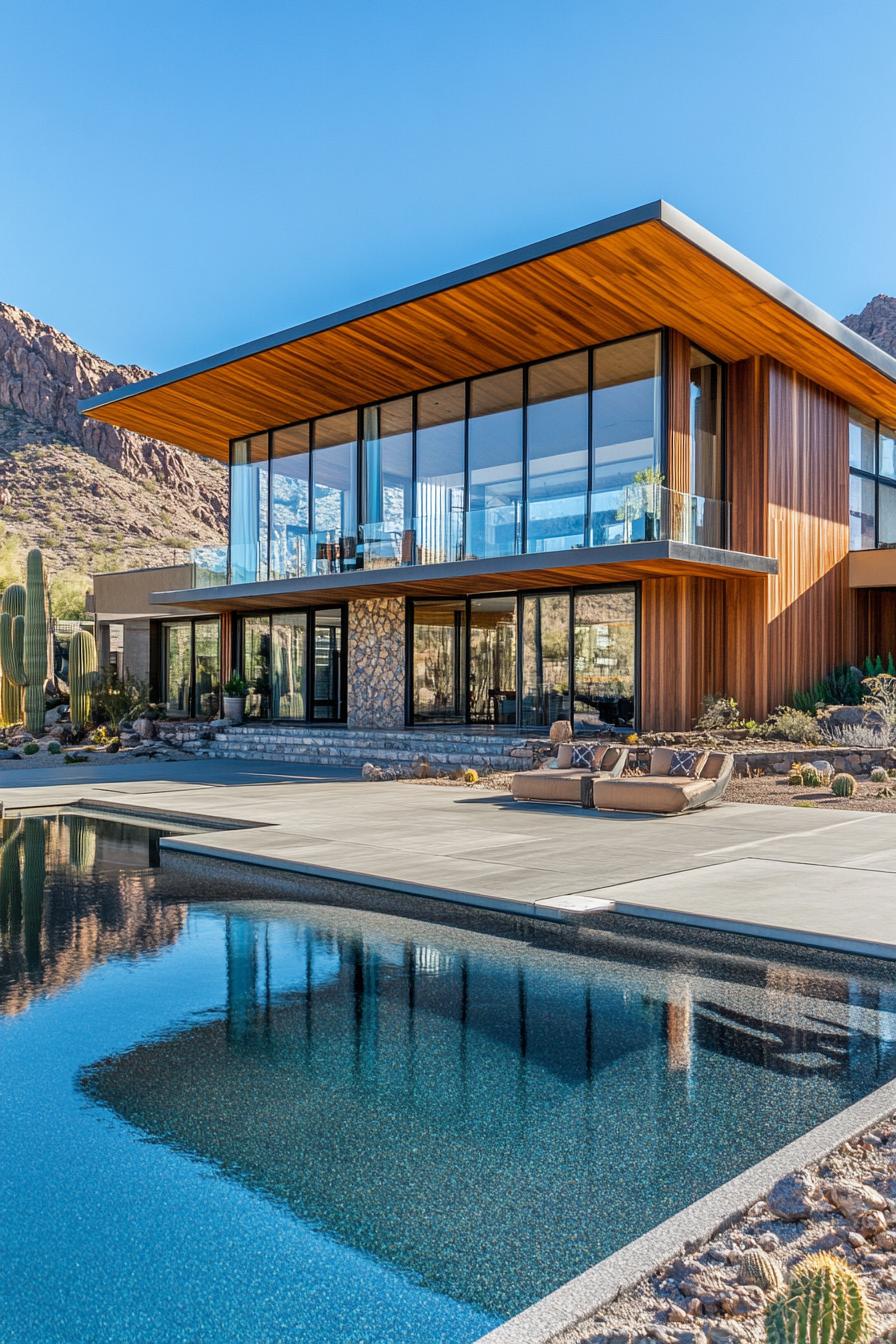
top-left (3, 757), bottom-right (896, 958)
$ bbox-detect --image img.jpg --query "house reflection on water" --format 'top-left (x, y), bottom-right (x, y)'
top-left (83, 903), bottom-right (896, 1318)
top-left (0, 814), bottom-right (185, 1017)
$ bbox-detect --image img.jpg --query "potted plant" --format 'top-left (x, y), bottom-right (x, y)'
top-left (222, 671), bottom-right (248, 725)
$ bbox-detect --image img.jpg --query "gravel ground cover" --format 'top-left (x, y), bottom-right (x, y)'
top-left (552, 1119), bottom-right (896, 1344)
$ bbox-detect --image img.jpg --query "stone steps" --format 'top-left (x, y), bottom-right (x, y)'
top-left (206, 725), bottom-right (534, 771)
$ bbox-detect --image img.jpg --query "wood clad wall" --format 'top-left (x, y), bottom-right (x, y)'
top-left (666, 330), bottom-right (691, 495)
top-left (765, 361), bottom-right (850, 706)
top-left (725, 357), bottom-right (770, 720)
top-left (851, 589), bottom-right (896, 662)
top-left (640, 576), bottom-right (726, 730)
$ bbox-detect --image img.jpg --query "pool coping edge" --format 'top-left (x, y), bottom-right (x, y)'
top-left (472, 1074), bottom-right (896, 1344)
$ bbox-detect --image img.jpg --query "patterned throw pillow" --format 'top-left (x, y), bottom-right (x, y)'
top-left (669, 750), bottom-right (701, 777)
top-left (570, 744), bottom-right (596, 770)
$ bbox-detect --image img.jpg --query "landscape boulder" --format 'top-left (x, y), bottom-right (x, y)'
top-left (766, 1169), bottom-right (816, 1220)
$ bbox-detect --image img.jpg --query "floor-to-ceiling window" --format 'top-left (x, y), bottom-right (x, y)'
top-left (467, 370), bottom-right (523, 559)
top-left (469, 596), bottom-right (517, 723)
top-left (690, 346), bottom-right (724, 524)
top-left (312, 412), bottom-right (358, 572)
top-left (160, 618), bottom-right (221, 718)
top-left (590, 334), bottom-right (663, 545)
top-left (230, 434), bottom-right (269, 584)
top-left (239, 607), bottom-right (345, 722)
top-left (270, 425), bottom-right (310, 580)
top-left (415, 383), bottom-right (466, 565)
top-left (409, 586), bottom-right (637, 730)
top-left (361, 397), bottom-right (413, 567)
top-left (526, 352), bottom-right (589, 553)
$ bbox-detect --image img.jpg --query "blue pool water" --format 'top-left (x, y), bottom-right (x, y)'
top-left (2, 811), bottom-right (896, 1343)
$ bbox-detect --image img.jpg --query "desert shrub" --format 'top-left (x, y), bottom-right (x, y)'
top-left (870, 766), bottom-right (889, 783)
top-left (463, 768), bottom-right (479, 784)
top-left (22, 742), bottom-right (39, 756)
top-left (106, 737), bottom-right (120, 754)
top-left (821, 722), bottom-right (890, 748)
top-left (761, 706), bottom-right (821, 744)
top-left (696, 694), bottom-right (740, 732)
top-left (831, 772), bottom-right (857, 798)
top-left (861, 673), bottom-right (896, 743)
top-left (89, 671), bottom-right (151, 730)
top-left (792, 663), bottom-right (863, 712)
top-left (64, 752), bottom-right (88, 765)
top-left (47, 742), bottom-right (61, 755)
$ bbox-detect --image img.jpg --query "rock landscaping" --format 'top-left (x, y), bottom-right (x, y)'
top-left (552, 1117), bottom-right (896, 1344)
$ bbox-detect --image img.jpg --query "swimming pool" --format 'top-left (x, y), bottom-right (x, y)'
top-left (2, 811), bottom-right (896, 1343)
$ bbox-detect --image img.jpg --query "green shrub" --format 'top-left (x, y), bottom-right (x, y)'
top-left (761, 707), bottom-right (821, 744)
top-left (831, 772), bottom-right (857, 798)
top-left (63, 751), bottom-right (88, 765)
top-left (22, 742), bottom-right (39, 756)
top-left (792, 664), bottom-right (863, 711)
top-left (696, 694), bottom-right (740, 732)
top-left (47, 742), bottom-right (61, 755)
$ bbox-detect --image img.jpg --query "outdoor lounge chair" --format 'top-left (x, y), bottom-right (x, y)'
top-left (511, 743), bottom-right (628, 806)
top-left (591, 748), bottom-right (734, 814)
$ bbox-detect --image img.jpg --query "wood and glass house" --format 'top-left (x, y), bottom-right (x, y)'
top-left (81, 202), bottom-right (896, 734)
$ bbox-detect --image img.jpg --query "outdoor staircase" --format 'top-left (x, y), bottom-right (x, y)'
top-left (206, 724), bottom-right (536, 772)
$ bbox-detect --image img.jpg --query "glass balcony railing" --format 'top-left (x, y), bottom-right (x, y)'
top-left (588, 484), bottom-right (729, 550)
top-left (212, 487), bottom-right (728, 586)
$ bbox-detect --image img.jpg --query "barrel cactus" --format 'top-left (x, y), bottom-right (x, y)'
top-left (739, 1247), bottom-right (783, 1292)
top-left (0, 582), bottom-right (26, 725)
top-left (800, 764), bottom-right (821, 788)
top-left (765, 1253), bottom-right (870, 1344)
top-left (870, 766), bottom-right (888, 783)
top-left (23, 549), bottom-right (48, 736)
top-left (68, 630), bottom-right (98, 731)
top-left (831, 773), bottom-right (856, 798)
top-left (788, 766), bottom-right (803, 787)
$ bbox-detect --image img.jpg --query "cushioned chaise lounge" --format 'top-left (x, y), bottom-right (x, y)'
top-left (511, 743), bottom-right (628, 806)
top-left (591, 747), bottom-right (733, 814)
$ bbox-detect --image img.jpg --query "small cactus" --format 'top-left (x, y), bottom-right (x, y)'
top-left (788, 766), bottom-right (803, 786)
top-left (831, 772), bottom-right (857, 798)
top-left (739, 1247), bottom-right (783, 1292)
top-left (463, 768), bottom-right (479, 784)
top-left (765, 1252), bottom-right (870, 1344)
top-left (800, 764), bottom-right (821, 787)
top-left (68, 630), bottom-right (98, 731)
top-left (870, 766), bottom-right (888, 783)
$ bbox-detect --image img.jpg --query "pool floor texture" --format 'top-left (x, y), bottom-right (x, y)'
top-left (2, 813), bottom-right (896, 1342)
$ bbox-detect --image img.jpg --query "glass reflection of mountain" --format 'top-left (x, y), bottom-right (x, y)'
top-left (0, 814), bottom-right (185, 1016)
top-left (81, 913), bottom-right (896, 1319)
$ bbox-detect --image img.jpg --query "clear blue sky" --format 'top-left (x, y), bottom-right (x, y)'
top-left (2, 0), bottom-right (894, 373)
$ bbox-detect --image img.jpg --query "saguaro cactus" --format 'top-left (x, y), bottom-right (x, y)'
top-left (0, 582), bottom-right (26, 725)
top-left (68, 629), bottom-right (98, 731)
top-left (765, 1253), bottom-right (871, 1344)
top-left (23, 549), bottom-right (48, 736)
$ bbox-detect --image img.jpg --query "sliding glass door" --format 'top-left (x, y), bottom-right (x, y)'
top-left (160, 619), bottom-right (221, 719)
top-left (240, 607), bottom-right (345, 722)
top-left (409, 587), bottom-right (637, 730)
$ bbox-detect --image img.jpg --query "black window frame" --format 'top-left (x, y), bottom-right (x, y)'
top-left (158, 616), bottom-right (222, 719)
top-left (848, 408), bottom-right (896, 550)
top-left (235, 603), bottom-right (348, 724)
top-left (405, 582), bottom-right (641, 733)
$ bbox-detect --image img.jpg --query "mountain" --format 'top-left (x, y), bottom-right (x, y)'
top-left (842, 294), bottom-right (896, 358)
top-left (0, 302), bottom-right (226, 591)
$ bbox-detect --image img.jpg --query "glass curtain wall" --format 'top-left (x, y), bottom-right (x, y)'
top-left (240, 608), bottom-right (344, 721)
top-left (270, 425), bottom-right (310, 580)
top-left (411, 599), bottom-right (466, 722)
top-left (526, 352), bottom-right (589, 553)
top-left (242, 616), bottom-right (272, 720)
top-left (230, 434), bottom-right (269, 584)
top-left (361, 398), bottom-right (413, 567)
top-left (312, 412), bottom-right (358, 572)
top-left (468, 596), bottom-right (517, 724)
top-left (590, 335), bottom-right (663, 545)
top-left (409, 587), bottom-right (637, 729)
top-left (467, 370), bottom-right (523, 559)
top-left (690, 347), bottom-right (723, 501)
top-left (849, 407), bottom-right (896, 549)
top-left (415, 383), bottom-right (465, 564)
top-left (312, 609), bottom-right (344, 720)
top-left (271, 614), bottom-right (307, 718)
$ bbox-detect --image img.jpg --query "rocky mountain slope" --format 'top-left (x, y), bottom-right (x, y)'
top-left (0, 302), bottom-right (226, 583)
top-left (842, 294), bottom-right (896, 357)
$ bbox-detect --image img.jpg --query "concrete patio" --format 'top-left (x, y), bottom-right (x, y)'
top-left (2, 758), bottom-right (895, 958)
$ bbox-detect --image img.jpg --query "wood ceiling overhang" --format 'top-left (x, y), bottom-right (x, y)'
top-left (81, 201), bottom-right (896, 461)
top-left (150, 540), bottom-right (777, 612)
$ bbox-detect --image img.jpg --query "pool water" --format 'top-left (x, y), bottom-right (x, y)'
top-left (2, 812), bottom-right (896, 1343)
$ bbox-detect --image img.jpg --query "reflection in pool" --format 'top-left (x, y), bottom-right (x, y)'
top-left (1, 812), bottom-right (896, 1343)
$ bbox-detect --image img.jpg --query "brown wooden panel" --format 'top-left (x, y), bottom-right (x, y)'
top-left (666, 330), bottom-right (691, 495)
top-left (725, 574), bottom-right (770, 721)
top-left (84, 219), bottom-right (896, 460)
top-left (727, 357), bottom-right (768, 557)
top-left (641, 576), bottom-right (726, 731)
top-left (765, 361), bottom-right (850, 704)
top-left (850, 589), bottom-right (896, 664)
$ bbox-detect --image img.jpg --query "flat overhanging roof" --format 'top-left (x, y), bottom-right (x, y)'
top-left (80, 200), bottom-right (896, 460)
top-left (149, 540), bottom-right (778, 611)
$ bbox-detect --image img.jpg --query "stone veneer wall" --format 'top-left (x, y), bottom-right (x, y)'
top-left (346, 597), bottom-right (407, 728)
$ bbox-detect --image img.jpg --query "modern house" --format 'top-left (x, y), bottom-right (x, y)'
top-left (80, 202), bottom-right (896, 736)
